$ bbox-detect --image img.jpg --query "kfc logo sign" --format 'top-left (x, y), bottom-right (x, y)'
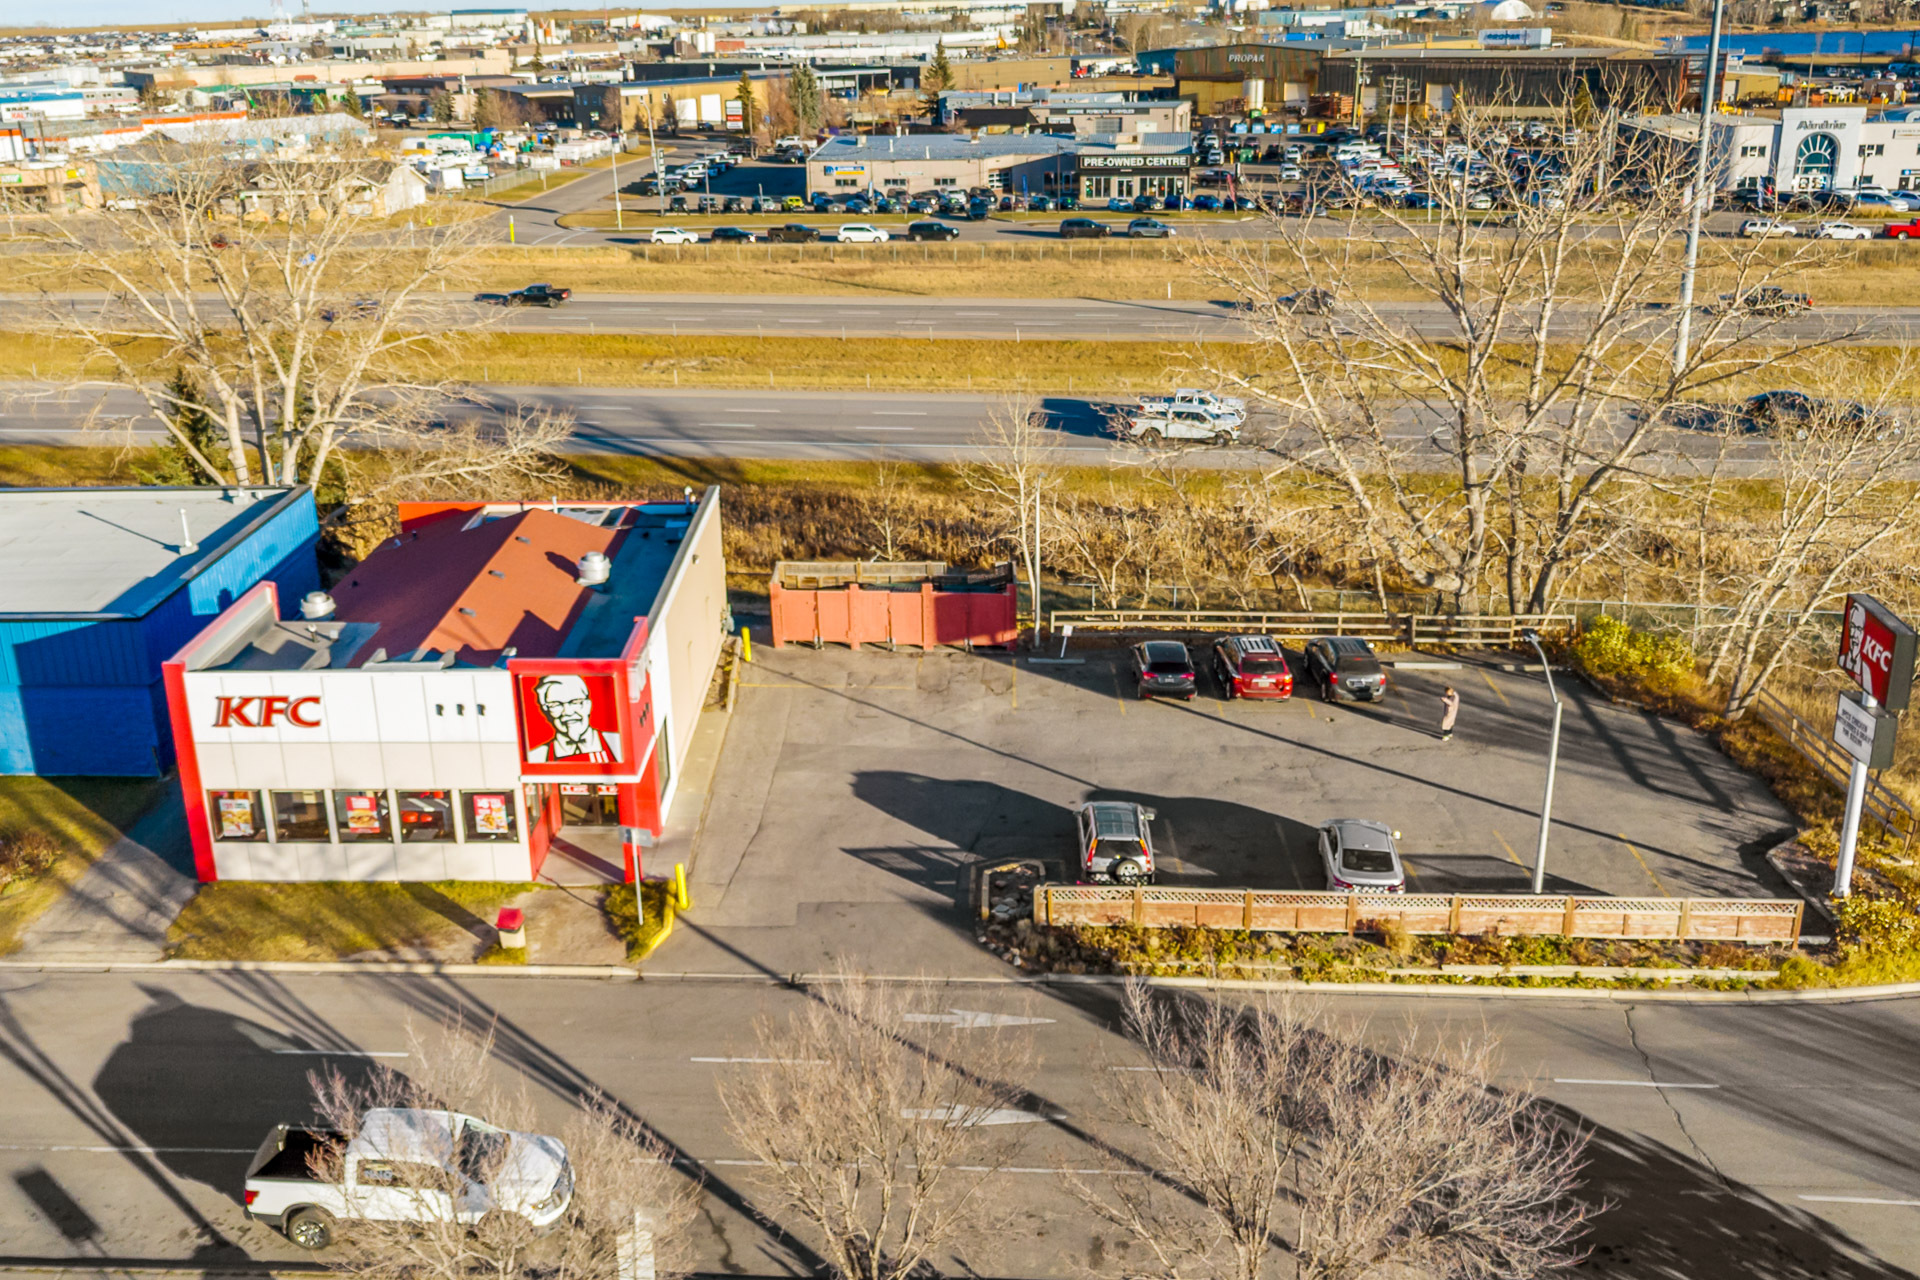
top-left (1838, 593), bottom-right (1918, 712)
top-left (214, 695), bottom-right (322, 729)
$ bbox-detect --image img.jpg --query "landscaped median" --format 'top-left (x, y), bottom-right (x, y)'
top-left (976, 868), bottom-right (1803, 990)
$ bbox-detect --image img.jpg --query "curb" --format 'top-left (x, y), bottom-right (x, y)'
top-left (0, 958), bottom-right (639, 979)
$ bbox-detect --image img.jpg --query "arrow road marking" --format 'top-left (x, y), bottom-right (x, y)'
top-left (902, 1106), bottom-right (1053, 1127)
top-left (903, 1010), bottom-right (1057, 1029)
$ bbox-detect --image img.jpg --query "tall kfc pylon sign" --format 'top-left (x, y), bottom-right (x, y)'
top-left (1832, 593), bottom-right (1918, 897)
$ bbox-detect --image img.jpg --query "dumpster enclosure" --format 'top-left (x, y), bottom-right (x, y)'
top-left (769, 561), bottom-right (1018, 650)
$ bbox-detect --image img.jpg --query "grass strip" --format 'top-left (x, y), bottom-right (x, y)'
top-left (0, 777), bottom-right (164, 955)
top-left (166, 880), bottom-right (530, 961)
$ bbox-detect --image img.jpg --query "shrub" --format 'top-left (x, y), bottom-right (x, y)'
top-left (1570, 615), bottom-right (1695, 692)
top-left (0, 829), bottom-right (61, 890)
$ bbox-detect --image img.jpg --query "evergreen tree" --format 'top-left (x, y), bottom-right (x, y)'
top-left (472, 88), bottom-right (501, 130)
top-left (921, 42), bottom-right (954, 122)
top-left (339, 88), bottom-right (364, 119)
top-left (428, 89), bottom-right (455, 124)
top-left (735, 71), bottom-right (760, 136)
top-left (788, 63), bottom-right (823, 133)
top-left (133, 369), bottom-right (230, 487)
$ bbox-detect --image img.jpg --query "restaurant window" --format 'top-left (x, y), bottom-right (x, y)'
top-left (1082, 173), bottom-right (1110, 199)
top-left (464, 791), bottom-right (520, 842)
top-left (272, 790), bottom-right (332, 843)
top-left (397, 790), bottom-right (456, 843)
top-left (333, 790), bottom-right (392, 842)
top-left (209, 789), bottom-right (266, 842)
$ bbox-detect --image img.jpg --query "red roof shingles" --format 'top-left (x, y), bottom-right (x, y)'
top-left (333, 508), bottom-right (622, 665)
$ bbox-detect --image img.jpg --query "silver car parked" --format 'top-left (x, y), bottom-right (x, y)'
top-left (1318, 818), bottom-right (1405, 893)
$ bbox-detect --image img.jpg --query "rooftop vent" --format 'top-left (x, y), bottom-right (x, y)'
top-left (577, 549), bottom-right (612, 587)
top-left (299, 591), bottom-right (336, 620)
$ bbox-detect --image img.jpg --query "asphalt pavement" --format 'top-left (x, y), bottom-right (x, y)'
top-left (0, 968), bottom-right (1916, 1279)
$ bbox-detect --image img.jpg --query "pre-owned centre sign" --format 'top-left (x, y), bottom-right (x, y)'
top-left (1838, 592), bottom-right (1918, 711)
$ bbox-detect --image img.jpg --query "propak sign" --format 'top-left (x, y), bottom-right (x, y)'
top-left (1838, 593), bottom-right (1918, 711)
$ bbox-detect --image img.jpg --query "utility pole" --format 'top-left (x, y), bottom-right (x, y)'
top-left (1672, 0), bottom-right (1727, 377)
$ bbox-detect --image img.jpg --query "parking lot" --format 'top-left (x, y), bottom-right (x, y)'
top-left (671, 640), bottom-right (1797, 976)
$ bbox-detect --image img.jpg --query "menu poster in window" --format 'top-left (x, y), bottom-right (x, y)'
top-left (473, 794), bottom-right (511, 836)
top-left (343, 794), bottom-right (382, 834)
top-left (218, 796), bottom-right (256, 839)
top-left (518, 670), bottom-right (625, 774)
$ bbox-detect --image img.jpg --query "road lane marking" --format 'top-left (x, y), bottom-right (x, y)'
top-left (871, 410), bottom-right (928, 415)
top-left (697, 422), bottom-right (761, 428)
top-left (1492, 828), bottom-right (1525, 867)
top-left (1552, 1079), bottom-right (1719, 1088)
top-left (721, 408), bottom-right (783, 413)
top-left (857, 426), bottom-right (916, 431)
top-left (1800, 1195), bottom-right (1920, 1207)
top-left (1619, 834), bottom-right (1670, 896)
top-left (1480, 668), bottom-right (1510, 707)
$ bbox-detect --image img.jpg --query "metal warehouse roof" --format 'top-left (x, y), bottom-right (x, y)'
top-left (814, 132), bottom-right (1192, 162)
top-left (0, 487), bottom-right (308, 619)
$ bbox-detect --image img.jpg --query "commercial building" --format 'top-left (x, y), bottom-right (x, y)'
top-left (0, 488), bottom-right (320, 777)
top-left (1174, 42), bottom-right (1332, 115)
top-left (1627, 104), bottom-right (1920, 194)
top-left (806, 131), bottom-right (1193, 199)
top-left (0, 158), bottom-right (100, 212)
top-left (164, 491), bottom-right (728, 885)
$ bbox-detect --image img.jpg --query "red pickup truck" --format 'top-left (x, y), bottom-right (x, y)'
top-left (1885, 219), bottom-right (1920, 239)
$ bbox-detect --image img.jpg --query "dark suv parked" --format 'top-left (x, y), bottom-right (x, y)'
top-left (1302, 636), bottom-right (1387, 703)
top-left (1131, 640), bottom-right (1197, 701)
top-left (906, 220), bottom-right (961, 241)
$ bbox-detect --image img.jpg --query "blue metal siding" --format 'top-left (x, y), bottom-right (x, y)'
top-left (0, 490), bottom-right (320, 776)
top-left (0, 686), bottom-right (163, 776)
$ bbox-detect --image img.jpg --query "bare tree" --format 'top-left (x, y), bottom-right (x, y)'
top-left (715, 973), bottom-right (1039, 1280)
top-left (1688, 365), bottom-right (1920, 718)
top-left (1070, 984), bottom-right (1590, 1280)
top-left (862, 460), bottom-right (912, 561)
top-left (306, 1016), bottom-right (699, 1280)
top-left (25, 139), bottom-right (570, 491)
top-left (1191, 103), bottom-right (1855, 616)
top-left (960, 393), bottom-right (1057, 641)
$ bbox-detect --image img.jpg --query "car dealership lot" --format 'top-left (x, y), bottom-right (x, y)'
top-left (674, 641), bottom-right (1797, 978)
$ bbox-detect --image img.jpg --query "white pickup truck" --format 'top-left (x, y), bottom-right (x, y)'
top-left (244, 1108), bottom-right (572, 1250)
top-left (1137, 388), bottom-right (1248, 424)
top-left (1123, 402), bottom-right (1243, 444)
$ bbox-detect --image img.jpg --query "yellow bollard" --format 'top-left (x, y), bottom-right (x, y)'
top-left (741, 626), bottom-right (752, 664)
top-left (673, 862), bottom-right (691, 910)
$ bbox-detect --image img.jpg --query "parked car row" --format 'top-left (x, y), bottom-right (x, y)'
top-left (1127, 634), bottom-right (1388, 705)
top-left (643, 222), bottom-right (962, 244)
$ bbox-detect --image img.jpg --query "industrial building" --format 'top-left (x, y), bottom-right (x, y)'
top-left (163, 491), bottom-right (728, 885)
top-left (1318, 47), bottom-right (1688, 117)
top-left (1174, 42), bottom-right (1333, 116)
top-left (0, 488), bottom-right (320, 777)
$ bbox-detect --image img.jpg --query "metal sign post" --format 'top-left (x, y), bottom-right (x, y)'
top-left (1832, 594), bottom-right (1918, 897)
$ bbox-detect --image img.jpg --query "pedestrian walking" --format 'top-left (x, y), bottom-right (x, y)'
top-left (1439, 686), bottom-right (1460, 740)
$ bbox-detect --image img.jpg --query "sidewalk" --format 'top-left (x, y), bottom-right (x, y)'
top-left (12, 786), bottom-right (196, 963)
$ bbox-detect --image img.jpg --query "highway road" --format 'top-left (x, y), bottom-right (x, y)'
top-left (8, 292), bottom-right (1909, 344)
top-left (0, 383), bottom-right (1795, 471)
top-left (0, 966), bottom-right (1915, 1278)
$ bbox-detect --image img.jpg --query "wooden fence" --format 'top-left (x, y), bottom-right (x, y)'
top-left (1035, 885), bottom-right (1804, 944)
top-left (1752, 687), bottom-right (1916, 846)
top-left (1045, 609), bottom-right (1576, 648)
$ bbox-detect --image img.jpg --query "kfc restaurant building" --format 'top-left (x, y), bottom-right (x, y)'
top-left (161, 490), bottom-right (727, 884)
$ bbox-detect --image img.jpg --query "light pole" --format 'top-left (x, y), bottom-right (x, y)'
top-left (1521, 627), bottom-right (1563, 894)
top-left (1672, 0), bottom-right (1727, 377)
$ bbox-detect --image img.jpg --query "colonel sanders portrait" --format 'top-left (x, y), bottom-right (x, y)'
top-left (526, 674), bottom-right (622, 764)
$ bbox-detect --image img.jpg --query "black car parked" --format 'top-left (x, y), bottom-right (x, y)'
top-left (709, 226), bottom-right (758, 243)
top-left (1302, 636), bottom-right (1387, 703)
top-left (1059, 217), bottom-right (1111, 239)
top-left (905, 220), bottom-right (961, 241)
top-left (767, 224), bottom-right (821, 243)
top-left (1131, 640), bottom-right (1197, 701)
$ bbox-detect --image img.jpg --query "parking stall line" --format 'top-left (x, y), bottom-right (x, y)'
top-left (1480, 668), bottom-right (1511, 707)
top-left (1109, 669), bottom-right (1129, 715)
top-left (1492, 828), bottom-right (1526, 868)
top-left (1619, 833), bottom-right (1670, 896)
